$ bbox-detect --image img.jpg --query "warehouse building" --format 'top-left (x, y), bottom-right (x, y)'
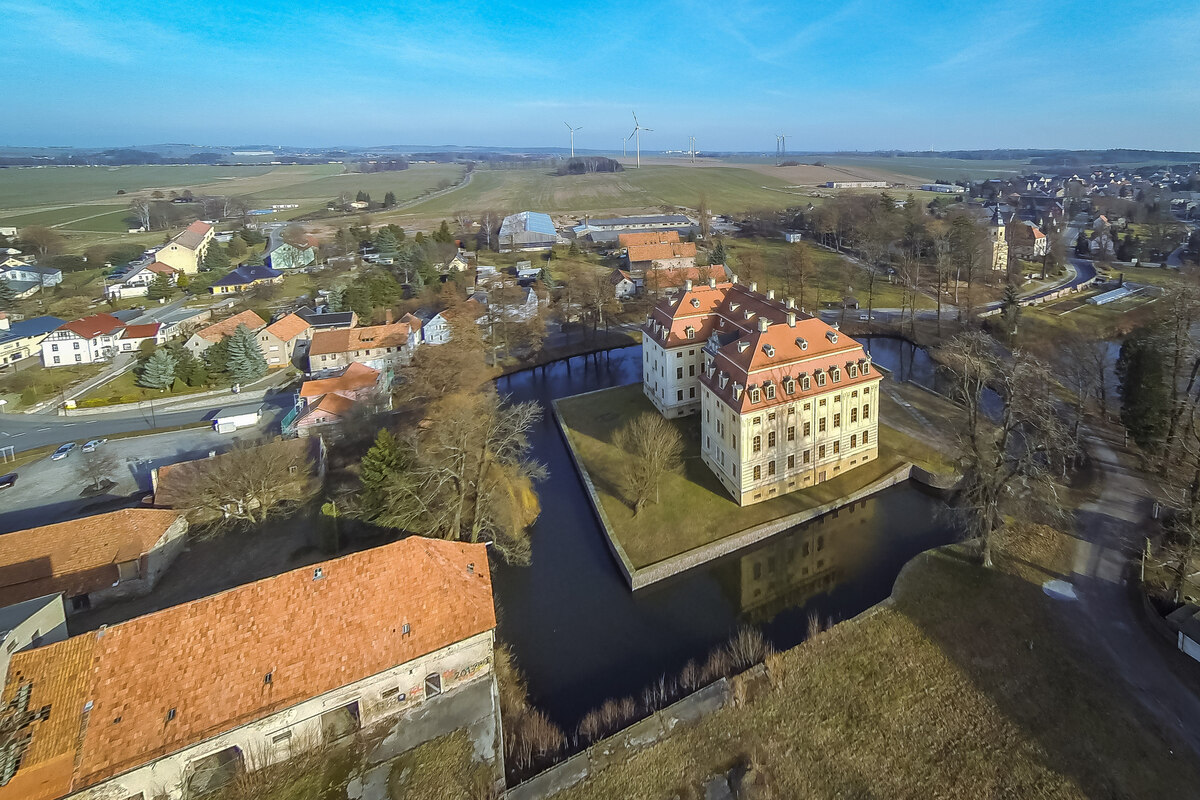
top-left (497, 211), bottom-right (558, 252)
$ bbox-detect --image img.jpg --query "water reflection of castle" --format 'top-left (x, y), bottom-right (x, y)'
top-left (733, 496), bottom-right (879, 623)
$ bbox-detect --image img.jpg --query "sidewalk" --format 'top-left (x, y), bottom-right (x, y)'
top-left (58, 369), bottom-right (297, 417)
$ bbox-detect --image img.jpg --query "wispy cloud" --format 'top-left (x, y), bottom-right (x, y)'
top-left (0, 2), bottom-right (141, 63)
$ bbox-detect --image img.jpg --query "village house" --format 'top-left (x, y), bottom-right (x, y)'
top-left (0, 263), bottom-right (62, 299)
top-left (644, 263), bottom-right (730, 295)
top-left (154, 221), bottom-right (214, 275)
top-left (0, 315), bottom-right (64, 368)
top-left (294, 362), bottom-right (383, 435)
top-left (415, 309), bottom-right (452, 344)
top-left (266, 232), bottom-right (321, 270)
top-left (1007, 220), bottom-right (1049, 260)
top-left (104, 261), bottom-right (178, 300)
top-left (183, 309), bottom-right (267, 359)
top-left (610, 268), bottom-right (639, 300)
top-left (0, 537), bottom-right (500, 800)
top-left (40, 314), bottom-right (164, 367)
top-left (209, 263), bottom-right (283, 294)
top-left (257, 312), bottom-right (312, 368)
top-left (306, 316), bottom-right (420, 377)
top-left (624, 240), bottom-right (698, 272)
top-left (0, 509), bottom-right (188, 615)
top-left (644, 279), bottom-right (882, 506)
top-left (295, 305), bottom-right (358, 332)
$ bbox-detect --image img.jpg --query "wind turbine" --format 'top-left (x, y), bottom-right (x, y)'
top-left (629, 111), bottom-right (652, 169)
top-left (564, 122), bottom-right (582, 159)
top-left (689, 135), bottom-right (696, 164)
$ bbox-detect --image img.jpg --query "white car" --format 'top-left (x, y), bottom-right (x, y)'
top-left (81, 438), bottom-right (108, 453)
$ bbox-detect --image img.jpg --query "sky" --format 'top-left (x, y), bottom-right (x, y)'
top-left (2, 0), bottom-right (1199, 152)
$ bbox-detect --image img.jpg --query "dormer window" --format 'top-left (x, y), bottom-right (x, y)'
top-left (733, 383), bottom-right (744, 400)
top-left (783, 378), bottom-right (796, 394)
top-left (826, 330), bottom-right (838, 344)
top-left (691, 298), bottom-right (700, 308)
top-left (730, 303), bottom-right (740, 312)
top-left (685, 326), bottom-right (695, 339)
top-left (706, 364), bottom-right (716, 378)
top-left (795, 337), bottom-right (808, 351)
top-left (719, 372), bottom-right (729, 389)
top-left (801, 375), bottom-right (811, 391)
top-left (830, 366), bottom-right (840, 382)
top-left (862, 360), bottom-right (871, 375)
top-left (848, 364), bottom-right (858, 378)
top-left (764, 383), bottom-right (776, 400)
top-left (737, 341), bottom-right (750, 353)
top-left (816, 371), bottom-right (826, 387)
top-left (762, 344), bottom-right (775, 357)
top-left (749, 387), bottom-right (761, 404)
top-left (744, 310), bottom-right (754, 320)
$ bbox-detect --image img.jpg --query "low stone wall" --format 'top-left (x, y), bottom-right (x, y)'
top-left (505, 679), bottom-right (730, 800)
top-left (60, 384), bottom-right (276, 417)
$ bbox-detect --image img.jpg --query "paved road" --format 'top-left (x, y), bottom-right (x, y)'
top-left (1066, 430), bottom-right (1200, 758)
top-left (0, 394), bottom-right (290, 453)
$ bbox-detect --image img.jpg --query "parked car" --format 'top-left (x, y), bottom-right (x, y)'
top-left (50, 442), bottom-right (76, 461)
top-left (82, 438), bottom-right (108, 453)
top-left (0, 473), bottom-right (17, 489)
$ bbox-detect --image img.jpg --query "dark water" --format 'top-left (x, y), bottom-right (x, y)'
top-left (863, 335), bottom-right (1004, 420)
top-left (492, 346), bottom-right (957, 730)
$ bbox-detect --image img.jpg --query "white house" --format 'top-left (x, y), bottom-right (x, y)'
top-left (105, 261), bottom-right (178, 300)
top-left (0, 264), bottom-right (63, 299)
top-left (40, 314), bottom-right (164, 366)
top-left (417, 310), bottom-right (452, 344)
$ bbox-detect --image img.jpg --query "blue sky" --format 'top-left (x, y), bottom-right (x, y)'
top-left (3, 0), bottom-right (1199, 151)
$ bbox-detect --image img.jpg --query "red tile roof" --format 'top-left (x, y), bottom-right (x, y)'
top-left (299, 361), bottom-right (380, 398)
top-left (193, 309), bottom-right (267, 342)
top-left (0, 537), bottom-right (495, 798)
top-left (0, 509), bottom-right (185, 608)
top-left (145, 262), bottom-right (178, 275)
top-left (171, 221), bottom-right (214, 251)
top-left (263, 312), bottom-right (311, 343)
top-left (308, 322), bottom-right (411, 357)
top-left (618, 231), bottom-right (680, 247)
top-left (61, 313), bottom-right (123, 340)
top-left (119, 323), bottom-right (161, 340)
top-left (627, 241), bottom-right (697, 263)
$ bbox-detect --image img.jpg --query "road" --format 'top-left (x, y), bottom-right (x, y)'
top-left (0, 395), bottom-right (290, 453)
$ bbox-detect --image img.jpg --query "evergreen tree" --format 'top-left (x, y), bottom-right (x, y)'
top-left (147, 273), bottom-right (176, 301)
top-left (1000, 282), bottom-right (1021, 336)
top-left (710, 239), bottom-right (728, 267)
top-left (374, 229), bottom-right (399, 256)
top-left (204, 335), bottom-right (232, 375)
top-left (414, 231), bottom-right (425, 246)
top-left (0, 279), bottom-right (16, 310)
top-left (203, 243), bottom-right (231, 271)
top-left (359, 429), bottom-right (410, 513)
top-left (136, 348), bottom-right (177, 389)
top-left (356, 190), bottom-right (370, 204)
top-left (1117, 326), bottom-right (1171, 448)
top-left (225, 323), bottom-right (268, 383)
top-left (383, 191), bottom-right (397, 208)
top-left (433, 220), bottom-right (453, 243)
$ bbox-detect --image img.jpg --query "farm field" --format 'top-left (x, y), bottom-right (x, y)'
top-left (813, 155), bottom-right (1034, 182)
top-left (404, 164), bottom-right (805, 216)
top-left (0, 165), bottom-right (279, 210)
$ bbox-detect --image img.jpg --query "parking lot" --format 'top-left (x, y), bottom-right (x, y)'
top-left (0, 426), bottom-right (265, 533)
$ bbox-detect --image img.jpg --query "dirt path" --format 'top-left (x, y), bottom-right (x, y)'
top-left (1067, 428), bottom-right (1200, 755)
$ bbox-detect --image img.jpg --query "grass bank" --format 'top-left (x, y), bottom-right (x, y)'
top-left (556, 382), bottom-right (950, 569)
top-left (553, 526), bottom-right (1200, 799)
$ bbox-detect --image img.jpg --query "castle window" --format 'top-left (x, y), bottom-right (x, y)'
top-left (768, 431), bottom-right (776, 447)
top-left (768, 460), bottom-right (776, 476)
top-left (753, 465), bottom-right (761, 480)
top-left (830, 366), bottom-right (840, 382)
top-left (849, 364), bottom-right (858, 378)
top-left (787, 426), bottom-right (795, 441)
top-left (764, 383), bottom-right (776, 400)
top-left (816, 372), bottom-right (826, 387)
top-left (753, 435), bottom-right (761, 453)
top-left (750, 387), bottom-right (761, 403)
top-left (783, 378), bottom-right (795, 394)
top-left (851, 408), bottom-right (858, 423)
top-left (686, 326), bottom-right (695, 339)
top-left (801, 376), bottom-right (811, 391)
top-left (863, 403), bottom-right (870, 420)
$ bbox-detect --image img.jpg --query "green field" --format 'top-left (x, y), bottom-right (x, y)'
top-left (0, 165), bottom-right (280, 209)
top-left (816, 155), bottom-right (1033, 182)
top-left (405, 165), bottom-right (802, 216)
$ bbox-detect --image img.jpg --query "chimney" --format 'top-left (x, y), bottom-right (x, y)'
top-left (708, 277), bottom-right (717, 288)
top-left (787, 311), bottom-right (796, 327)
top-left (785, 296), bottom-right (795, 309)
top-left (385, 309), bottom-right (394, 325)
top-left (766, 289), bottom-right (775, 300)
top-left (731, 273), bottom-right (739, 284)
top-left (749, 281), bottom-right (758, 293)
top-left (757, 317), bottom-right (770, 333)
top-left (684, 279), bottom-right (693, 291)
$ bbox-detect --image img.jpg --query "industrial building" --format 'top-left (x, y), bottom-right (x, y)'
top-left (497, 211), bottom-right (558, 252)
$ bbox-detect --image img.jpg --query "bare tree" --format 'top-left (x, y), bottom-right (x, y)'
top-left (613, 412), bottom-right (684, 515)
top-left (75, 449), bottom-right (121, 492)
top-left (20, 225), bottom-right (64, 259)
top-left (168, 439), bottom-right (318, 533)
top-left (696, 193), bottom-right (711, 242)
top-left (938, 331), bottom-right (1074, 567)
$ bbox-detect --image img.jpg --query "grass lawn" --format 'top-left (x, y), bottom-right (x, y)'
top-left (0, 363), bottom-right (105, 409)
top-left (0, 203), bottom-right (127, 228)
top-left (0, 165), bottom-right (279, 210)
top-left (817, 154), bottom-right (1034, 182)
top-left (723, 238), bottom-right (936, 311)
top-left (557, 382), bottom-right (948, 569)
top-left (555, 526), bottom-right (1200, 799)
top-left (74, 369), bottom-right (223, 406)
top-left (386, 729), bottom-right (495, 800)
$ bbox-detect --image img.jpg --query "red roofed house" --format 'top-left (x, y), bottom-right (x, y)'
top-left (104, 261), bottom-right (179, 301)
top-left (154, 221), bottom-right (214, 275)
top-left (294, 362), bottom-right (383, 435)
top-left (257, 312), bottom-right (312, 368)
top-left (643, 278), bottom-right (882, 505)
top-left (1006, 220), bottom-right (1049, 259)
top-left (0, 537), bottom-right (500, 800)
top-left (0, 508), bottom-right (188, 614)
top-left (183, 309), bottom-right (267, 359)
top-left (306, 316), bottom-right (420, 377)
top-left (609, 268), bottom-right (638, 300)
top-left (40, 314), bottom-right (165, 367)
top-left (625, 239), bottom-right (697, 272)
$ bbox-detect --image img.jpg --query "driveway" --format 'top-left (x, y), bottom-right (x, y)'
top-left (1066, 429), bottom-right (1200, 757)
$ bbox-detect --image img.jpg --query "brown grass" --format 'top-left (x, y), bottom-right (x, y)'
top-left (553, 530), bottom-right (1200, 799)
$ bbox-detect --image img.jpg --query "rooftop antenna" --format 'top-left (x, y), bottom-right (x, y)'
top-left (564, 122), bottom-right (582, 159)
top-left (629, 111), bottom-right (652, 169)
